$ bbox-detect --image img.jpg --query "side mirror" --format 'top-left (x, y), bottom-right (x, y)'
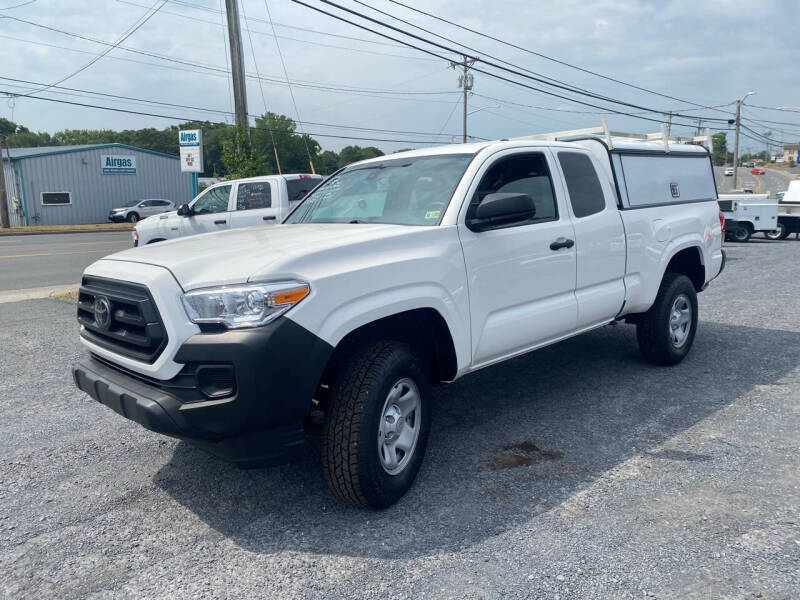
top-left (466, 192), bottom-right (536, 232)
top-left (177, 203), bottom-right (192, 216)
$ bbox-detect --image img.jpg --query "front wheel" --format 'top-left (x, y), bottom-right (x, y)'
top-left (636, 273), bottom-right (698, 365)
top-left (127, 212), bottom-right (139, 223)
top-left (322, 341), bottom-right (431, 509)
top-left (731, 224), bottom-right (751, 242)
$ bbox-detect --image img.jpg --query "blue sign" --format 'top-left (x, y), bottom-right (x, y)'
top-left (179, 130), bottom-right (201, 147)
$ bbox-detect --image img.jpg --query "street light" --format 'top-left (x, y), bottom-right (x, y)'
top-left (733, 90), bottom-right (756, 184)
top-left (777, 106), bottom-right (800, 112)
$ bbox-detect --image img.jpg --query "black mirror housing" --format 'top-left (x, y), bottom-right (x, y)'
top-left (177, 203), bottom-right (192, 216)
top-left (466, 192), bottom-right (536, 232)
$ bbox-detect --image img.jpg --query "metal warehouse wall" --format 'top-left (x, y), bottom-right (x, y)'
top-left (19, 147), bottom-right (194, 225)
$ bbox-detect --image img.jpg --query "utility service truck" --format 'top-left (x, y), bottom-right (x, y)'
top-left (717, 193), bottom-right (779, 242)
top-left (73, 127), bottom-right (725, 508)
top-left (768, 180), bottom-right (800, 240)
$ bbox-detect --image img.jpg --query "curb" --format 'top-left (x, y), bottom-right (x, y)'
top-left (0, 227), bottom-right (132, 236)
top-left (0, 284), bottom-right (79, 304)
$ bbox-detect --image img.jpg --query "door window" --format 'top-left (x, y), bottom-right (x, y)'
top-left (236, 182), bottom-right (272, 210)
top-left (558, 152), bottom-right (605, 218)
top-left (468, 153), bottom-right (557, 226)
top-left (192, 185), bottom-right (231, 214)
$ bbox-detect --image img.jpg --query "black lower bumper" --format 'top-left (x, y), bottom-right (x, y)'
top-left (72, 317), bottom-right (333, 466)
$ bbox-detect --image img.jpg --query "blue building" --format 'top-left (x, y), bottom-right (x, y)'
top-left (1, 143), bottom-right (195, 226)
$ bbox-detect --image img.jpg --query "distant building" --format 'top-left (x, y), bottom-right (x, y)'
top-left (1, 143), bottom-right (195, 226)
top-left (782, 143), bottom-right (800, 163)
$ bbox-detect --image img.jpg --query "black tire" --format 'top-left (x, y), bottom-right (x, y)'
top-left (731, 223), bottom-right (751, 242)
top-left (127, 212), bottom-right (139, 223)
top-left (636, 273), bottom-right (698, 366)
top-left (322, 341), bottom-right (431, 509)
top-left (764, 222), bottom-right (785, 240)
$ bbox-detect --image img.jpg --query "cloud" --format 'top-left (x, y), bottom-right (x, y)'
top-left (0, 0), bottom-right (797, 155)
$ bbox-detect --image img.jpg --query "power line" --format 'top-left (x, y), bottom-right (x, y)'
top-left (0, 25), bottom-right (456, 99)
top-left (116, 0), bottom-right (439, 61)
top-left (262, 0), bottom-right (315, 172)
top-left (385, 0), bottom-right (734, 116)
top-left (0, 86), bottom-right (475, 141)
top-left (291, 0), bottom-right (716, 129)
top-left (16, 0), bottom-right (167, 98)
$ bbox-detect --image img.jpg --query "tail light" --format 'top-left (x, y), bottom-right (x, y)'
top-left (719, 210), bottom-right (725, 237)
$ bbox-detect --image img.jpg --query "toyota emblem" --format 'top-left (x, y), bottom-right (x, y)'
top-left (93, 296), bottom-right (111, 330)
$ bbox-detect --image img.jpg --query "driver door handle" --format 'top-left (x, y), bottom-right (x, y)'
top-left (549, 237), bottom-right (575, 251)
top-left (214, 219), bottom-right (227, 225)
top-left (262, 215), bottom-right (276, 221)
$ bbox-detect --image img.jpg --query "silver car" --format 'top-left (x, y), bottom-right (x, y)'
top-left (109, 199), bottom-right (176, 223)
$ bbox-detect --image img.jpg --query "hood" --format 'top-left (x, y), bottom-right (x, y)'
top-left (102, 223), bottom-right (425, 290)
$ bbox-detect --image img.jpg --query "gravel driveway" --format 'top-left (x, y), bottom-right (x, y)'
top-left (1, 240), bottom-right (799, 599)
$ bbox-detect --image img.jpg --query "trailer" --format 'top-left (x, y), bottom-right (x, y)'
top-left (717, 194), bottom-right (779, 242)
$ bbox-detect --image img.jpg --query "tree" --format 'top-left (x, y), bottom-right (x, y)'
top-left (221, 126), bottom-right (259, 179)
top-left (318, 150), bottom-right (340, 174)
top-left (711, 132), bottom-right (729, 166)
top-left (337, 145), bottom-right (384, 167)
top-left (0, 118), bottom-right (16, 139)
top-left (251, 113), bottom-right (321, 175)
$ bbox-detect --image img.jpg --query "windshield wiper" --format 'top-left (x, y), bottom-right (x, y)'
top-left (349, 219), bottom-right (367, 224)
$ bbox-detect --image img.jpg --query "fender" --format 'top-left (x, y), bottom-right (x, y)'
top-left (288, 282), bottom-right (471, 374)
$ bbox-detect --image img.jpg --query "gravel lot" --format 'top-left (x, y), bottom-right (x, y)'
top-left (2, 239), bottom-right (799, 599)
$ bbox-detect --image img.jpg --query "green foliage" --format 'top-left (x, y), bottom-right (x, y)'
top-left (1, 112), bottom-right (404, 177)
top-left (221, 127), bottom-right (260, 179)
top-left (711, 132), bottom-right (729, 166)
top-left (337, 145), bottom-right (384, 167)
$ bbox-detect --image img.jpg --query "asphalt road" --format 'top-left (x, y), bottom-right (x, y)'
top-left (714, 166), bottom-right (794, 194)
top-left (0, 232), bottom-right (132, 292)
top-left (1, 240), bottom-right (799, 598)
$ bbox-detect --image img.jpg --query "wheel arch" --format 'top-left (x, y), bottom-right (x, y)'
top-left (664, 245), bottom-right (705, 292)
top-left (320, 308), bottom-right (459, 388)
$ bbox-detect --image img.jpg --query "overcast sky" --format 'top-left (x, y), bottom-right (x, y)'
top-left (1, 0), bottom-right (798, 155)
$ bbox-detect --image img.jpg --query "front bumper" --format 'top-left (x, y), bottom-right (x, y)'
top-left (108, 213), bottom-right (127, 222)
top-left (72, 317), bottom-right (333, 466)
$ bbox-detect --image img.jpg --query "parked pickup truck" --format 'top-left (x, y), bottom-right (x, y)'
top-left (133, 173), bottom-right (323, 245)
top-left (72, 136), bottom-right (725, 508)
top-left (718, 193), bottom-right (779, 242)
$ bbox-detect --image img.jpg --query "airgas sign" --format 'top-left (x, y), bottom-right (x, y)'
top-left (101, 155), bottom-right (136, 174)
top-left (179, 129), bottom-right (203, 173)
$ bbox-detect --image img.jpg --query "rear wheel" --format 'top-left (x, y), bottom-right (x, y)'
top-left (731, 223), bottom-right (751, 242)
top-left (322, 341), bottom-right (431, 509)
top-left (764, 223), bottom-right (785, 240)
top-left (636, 273), bottom-right (698, 365)
top-left (127, 212), bottom-right (139, 223)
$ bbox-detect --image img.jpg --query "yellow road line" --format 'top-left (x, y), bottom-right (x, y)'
top-left (0, 249), bottom-right (118, 259)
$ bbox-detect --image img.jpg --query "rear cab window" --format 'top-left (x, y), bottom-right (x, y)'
top-left (557, 152), bottom-right (606, 218)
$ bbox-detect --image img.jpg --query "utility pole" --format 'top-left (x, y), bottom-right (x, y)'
top-left (225, 0), bottom-right (249, 134)
top-left (732, 91), bottom-right (756, 186)
top-left (451, 56), bottom-right (476, 143)
top-left (0, 136), bottom-right (10, 229)
top-left (666, 111), bottom-right (673, 137)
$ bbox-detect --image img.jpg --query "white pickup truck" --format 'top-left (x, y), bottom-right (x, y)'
top-left (133, 173), bottom-right (323, 246)
top-left (73, 135), bottom-right (725, 508)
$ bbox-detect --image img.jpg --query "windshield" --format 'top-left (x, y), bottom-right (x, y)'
top-left (124, 200), bottom-right (140, 207)
top-left (285, 154), bottom-right (474, 226)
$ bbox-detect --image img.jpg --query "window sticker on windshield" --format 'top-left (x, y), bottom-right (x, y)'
top-left (425, 209), bottom-right (441, 220)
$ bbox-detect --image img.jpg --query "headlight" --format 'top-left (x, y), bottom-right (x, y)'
top-left (181, 281), bottom-right (310, 329)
